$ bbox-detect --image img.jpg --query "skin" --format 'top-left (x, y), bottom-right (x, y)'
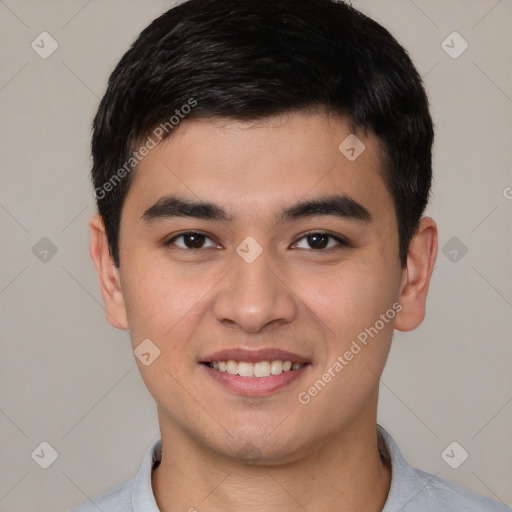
top-left (89, 111), bottom-right (438, 512)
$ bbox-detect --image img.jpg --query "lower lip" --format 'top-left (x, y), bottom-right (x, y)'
top-left (201, 364), bottom-right (309, 396)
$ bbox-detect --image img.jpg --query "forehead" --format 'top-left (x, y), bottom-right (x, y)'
top-left (124, 112), bottom-right (393, 226)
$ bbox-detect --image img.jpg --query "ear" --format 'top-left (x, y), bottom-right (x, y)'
top-left (89, 214), bottom-right (129, 330)
top-left (394, 216), bottom-right (438, 332)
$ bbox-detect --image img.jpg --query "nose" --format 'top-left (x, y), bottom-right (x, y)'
top-left (211, 246), bottom-right (298, 333)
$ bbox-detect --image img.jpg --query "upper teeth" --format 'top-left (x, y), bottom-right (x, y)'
top-left (210, 360), bottom-right (304, 377)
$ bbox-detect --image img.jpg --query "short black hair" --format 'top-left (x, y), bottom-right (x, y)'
top-left (91, 0), bottom-right (434, 269)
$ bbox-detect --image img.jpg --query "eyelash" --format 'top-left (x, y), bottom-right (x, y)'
top-left (164, 230), bottom-right (350, 251)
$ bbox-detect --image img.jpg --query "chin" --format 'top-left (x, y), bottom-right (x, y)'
top-left (204, 427), bottom-right (317, 467)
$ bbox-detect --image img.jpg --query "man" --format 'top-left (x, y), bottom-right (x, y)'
top-left (74, 0), bottom-right (510, 510)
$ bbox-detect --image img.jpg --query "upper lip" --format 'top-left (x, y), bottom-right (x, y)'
top-left (200, 348), bottom-right (310, 364)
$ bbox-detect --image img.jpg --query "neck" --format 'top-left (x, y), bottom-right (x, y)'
top-left (152, 411), bottom-right (391, 511)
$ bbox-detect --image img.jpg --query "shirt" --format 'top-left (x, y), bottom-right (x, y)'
top-left (70, 424), bottom-right (511, 511)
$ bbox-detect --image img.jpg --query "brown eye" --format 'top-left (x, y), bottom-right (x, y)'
top-left (307, 234), bottom-right (329, 249)
top-left (165, 232), bottom-right (218, 249)
top-left (294, 232), bottom-right (348, 250)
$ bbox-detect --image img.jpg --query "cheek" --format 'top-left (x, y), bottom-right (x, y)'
top-left (295, 263), bottom-right (397, 421)
top-left (120, 257), bottom-right (187, 344)
top-left (120, 252), bottom-right (221, 356)
top-left (300, 259), bottom-right (398, 339)
top-left (120, 258), bottom-right (205, 401)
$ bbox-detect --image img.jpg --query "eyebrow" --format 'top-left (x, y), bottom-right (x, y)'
top-left (141, 194), bottom-right (373, 225)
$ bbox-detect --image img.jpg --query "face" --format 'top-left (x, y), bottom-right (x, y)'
top-left (91, 111), bottom-right (435, 464)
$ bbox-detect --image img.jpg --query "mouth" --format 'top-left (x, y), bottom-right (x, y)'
top-left (199, 349), bottom-right (311, 395)
top-left (203, 359), bottom-right (305, 377)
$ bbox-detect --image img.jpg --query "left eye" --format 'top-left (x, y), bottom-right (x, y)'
top-left (166, 232), bottom-right (219, 249)
top-left (293, 232), bottom-right (347, 250)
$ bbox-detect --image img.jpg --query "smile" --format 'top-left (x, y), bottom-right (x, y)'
top-left (205, 360), bottom-right (304, 378)
top-left (200, 348), bottom-right (311, 395)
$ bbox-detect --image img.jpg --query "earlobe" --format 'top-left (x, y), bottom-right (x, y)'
top-left (89, 214), bottom-right (129, 330)
top-left (394, 217), bottom-right (438, 332)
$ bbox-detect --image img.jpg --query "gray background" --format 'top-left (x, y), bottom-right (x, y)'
top-left (0, 1), bottom-right (511, 510)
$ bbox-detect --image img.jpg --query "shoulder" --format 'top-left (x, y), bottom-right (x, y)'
top-left (67, 437), bottom-right (161, 512)
top-left (68, 477), bottom-right (135, 512)
top-left (408, 468), bottom-right (510, 511)
top-left (377, 425), bottom-right (510, 512)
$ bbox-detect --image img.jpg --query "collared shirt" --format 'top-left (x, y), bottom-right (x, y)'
top-left (70, 425), bottom-right (511, 511)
